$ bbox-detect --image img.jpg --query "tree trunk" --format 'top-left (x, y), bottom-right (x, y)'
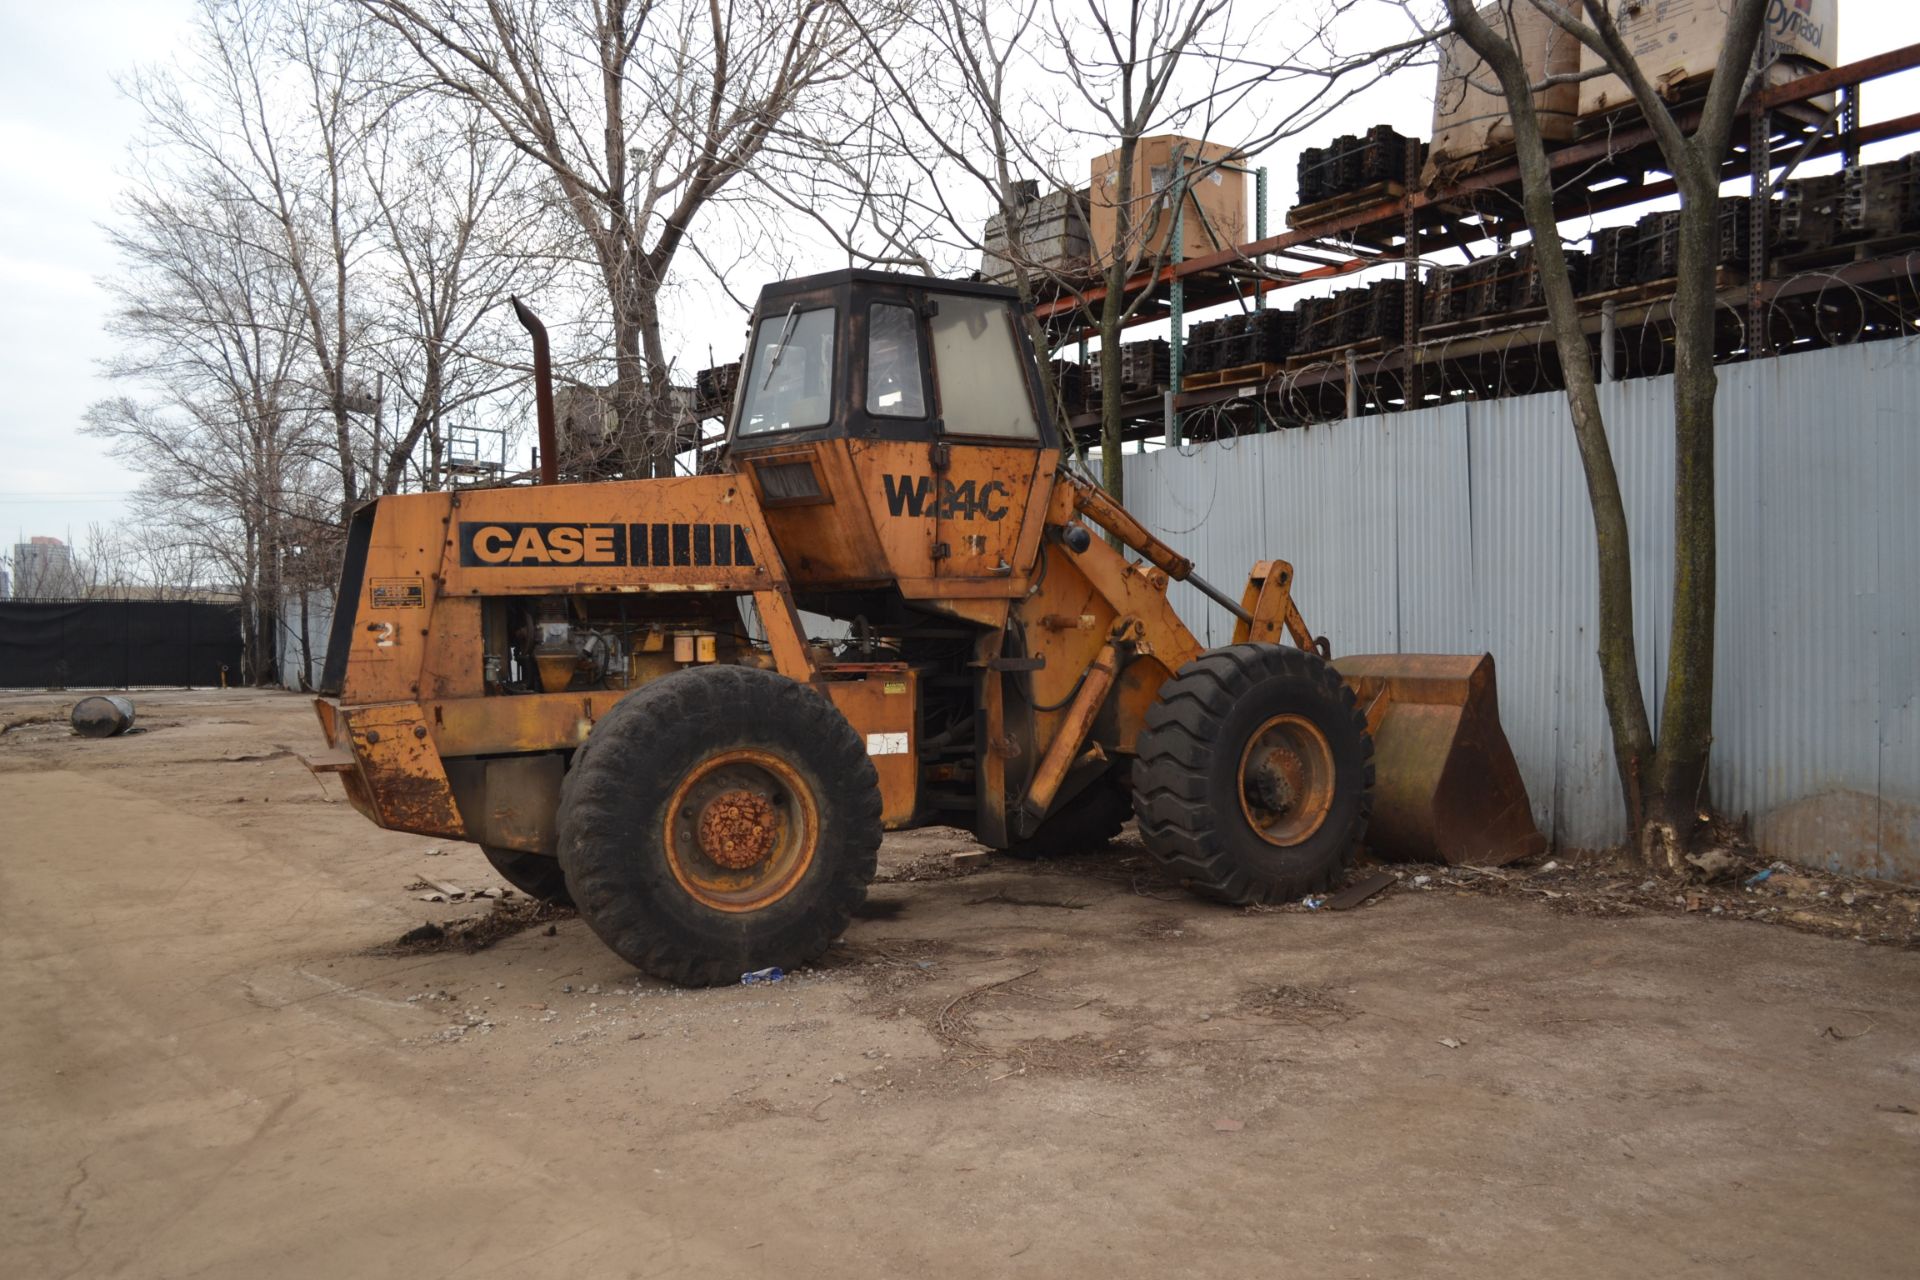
top-left (637, 288), bottom-right (678, 478)
top-left (1097, 135), bottom-right (1141, 529)
top-left (1643, 178), bottom-right (1723, 867)
top-left (1098, 275), bottom-right (1127, 513)
top-left (1445, 1), bottom-right (1657, 831)
top-left (1503, 57), bottom-right (1656, 829)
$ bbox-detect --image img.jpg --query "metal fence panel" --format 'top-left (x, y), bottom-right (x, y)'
top-left (1123, 339), bottom-right (1920, 880)
top-left (0, 601), bottom-right (243, 688)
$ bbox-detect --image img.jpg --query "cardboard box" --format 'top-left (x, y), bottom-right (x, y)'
top-left (1089, 136), bottom-right (1245, 270)
top-left (1429, 0), bottom-right (1582, 175)
top-left (1578, 0), bottom-right (1838, 118)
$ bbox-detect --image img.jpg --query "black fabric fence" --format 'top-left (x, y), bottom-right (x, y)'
top-left (0, 601), bottom-right (244, 688)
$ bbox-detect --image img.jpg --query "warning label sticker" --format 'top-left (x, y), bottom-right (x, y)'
top-left (865, 732), bottom-right (909, 757)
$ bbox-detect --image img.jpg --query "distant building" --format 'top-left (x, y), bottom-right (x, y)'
top-left (0, 564), bottom-right (9, 599)
top-left (12, 536), bottom-right (82, 599)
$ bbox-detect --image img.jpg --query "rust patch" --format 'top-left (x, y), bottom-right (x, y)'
top-left (700, 790), bottom-right (778, 869)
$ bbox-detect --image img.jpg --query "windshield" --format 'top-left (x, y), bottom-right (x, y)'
top-left (737, 306), bottom-right (836, 435)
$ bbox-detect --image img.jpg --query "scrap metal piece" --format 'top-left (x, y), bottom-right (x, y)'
top-left (1325, 869), bottom-right (1396, 911)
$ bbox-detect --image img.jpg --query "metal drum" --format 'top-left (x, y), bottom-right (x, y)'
top-left (70, 695), bottom-right (136, 738)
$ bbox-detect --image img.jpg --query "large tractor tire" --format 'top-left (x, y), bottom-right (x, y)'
top-left (1002, 769), bottom-right (1133, 859)
top-left (557, 664), bottom-right (881, 986)
top-left (1133, 644), bottom-right (1373, 904)
top-left (481, 845), bottom-right (573, 907)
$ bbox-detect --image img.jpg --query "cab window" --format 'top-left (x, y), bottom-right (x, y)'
top-left (929, 296), bottom-right (1039, 438)
top-left (866, 302), bottom-right (927, 418)
top-left (737, 306), bottom-right (836, 435)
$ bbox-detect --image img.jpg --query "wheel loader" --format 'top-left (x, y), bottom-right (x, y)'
top-left (307, 270), bottom-right (1542, 985)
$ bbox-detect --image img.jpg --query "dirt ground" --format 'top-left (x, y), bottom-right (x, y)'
top-left (5, 688), bottom-right (1919, 1279)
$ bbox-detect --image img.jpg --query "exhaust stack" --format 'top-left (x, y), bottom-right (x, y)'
top-left (510, 297), bottom-right (558, 484)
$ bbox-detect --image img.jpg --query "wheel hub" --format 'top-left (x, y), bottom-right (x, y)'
top-left (697, 789), bottom-right (778, 869)
top-left (1237, 714), bottom-right (1336, 847)
top-left (1245, 747), bottom-right (1300, 813)
top-left (663, 749), bottom-right (819, 913)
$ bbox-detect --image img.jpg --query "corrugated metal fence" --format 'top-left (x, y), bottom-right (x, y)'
top-left (1122, 340), bottom-right (1919, 880)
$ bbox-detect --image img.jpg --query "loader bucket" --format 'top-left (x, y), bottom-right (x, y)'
top-left (1334, 653), bottom-right (1546, 867)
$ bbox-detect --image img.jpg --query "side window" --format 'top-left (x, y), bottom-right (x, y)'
top-left (928, 296), bottom-right (1040, 439)
top-left (866, 303), bottom-right (927, 418)
top-left (736, 306), bottom-right (836, 435)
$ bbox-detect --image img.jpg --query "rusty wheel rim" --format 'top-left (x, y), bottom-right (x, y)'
top-left (663, 749), bottom-right (818, 912)
top-left (1236, 713), bottom-right (1336, 847)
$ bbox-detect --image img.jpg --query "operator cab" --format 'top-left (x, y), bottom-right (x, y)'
top-left (725, 269), bottom-right (1058, 452)
top-left (721, 269), bottom-right (1065, 601)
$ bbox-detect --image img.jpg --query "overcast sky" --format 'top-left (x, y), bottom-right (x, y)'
top-left (3, 0), bottom-right (1917, 569)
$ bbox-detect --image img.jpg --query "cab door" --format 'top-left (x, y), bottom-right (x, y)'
top-left (922, 293), bottom-right (1049, 583)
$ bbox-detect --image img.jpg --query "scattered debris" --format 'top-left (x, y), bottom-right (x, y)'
top-left (741, 967), bottom-right (785, 985)
top-left (1821, 1017), bottom-right (1878, 1041)
top-left (1236, 983), bottom-right (1353, 1029)
top-left (1212, 1118), bottom-right (1244, 1132)
top-left (1326, 870), bottom-right (1396, 911)
top-left (1685, 847), bottom-right (1741, 880)
top-left (376, 898), bottom-right (575, 955)
top-left (966, 890), bottom-right (1087, 910)
top-left (949, 850), bottom-right (990, 871)
top-left (1386, 850), bottom-right (1920, 950)
top-left (1876, 1103), bottom-right (1917, 1115)
top-left (1438, 1036), bottom-right (1463, 1050)
top-left (931, 967), bottom-right (1041, 1057)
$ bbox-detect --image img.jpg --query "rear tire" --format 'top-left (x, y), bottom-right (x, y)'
top-left (557, 665), bottom-right (881, 986)
top-left (1133, 644), bottom-right (1373, 904)
top-left (481, 844), bottom-right (573, 907)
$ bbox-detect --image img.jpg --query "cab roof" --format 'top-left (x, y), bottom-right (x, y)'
top-left (752, 268), bottom-right (1022, 311)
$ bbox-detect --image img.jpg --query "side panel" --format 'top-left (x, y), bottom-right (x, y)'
top-left (817, 669), bottom-right (919, 828)
top-left (338, 476), bottom-right (794, 705)
top-left (846, 441), bottom-right (1058, 596)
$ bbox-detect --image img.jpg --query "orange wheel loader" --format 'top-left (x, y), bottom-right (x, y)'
top-left (306, 271), bottom-right (1542, 985)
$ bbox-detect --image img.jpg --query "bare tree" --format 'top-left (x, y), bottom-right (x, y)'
top-left (355, 0), bottom-right (891, 477)
top-left (123, 0), bottom-right (387, 518)
top-left (361, 99), bottom-right (547, 493)
top-left (85, 175), bottom-right (332, 680)
top-left (1442, 0), bottom-right (1768, 874)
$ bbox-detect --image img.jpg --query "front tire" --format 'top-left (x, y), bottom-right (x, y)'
top-left (1133, 644), bottom-right (1373, 904)
top-left (557, 665), bottom-right (881, 986)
